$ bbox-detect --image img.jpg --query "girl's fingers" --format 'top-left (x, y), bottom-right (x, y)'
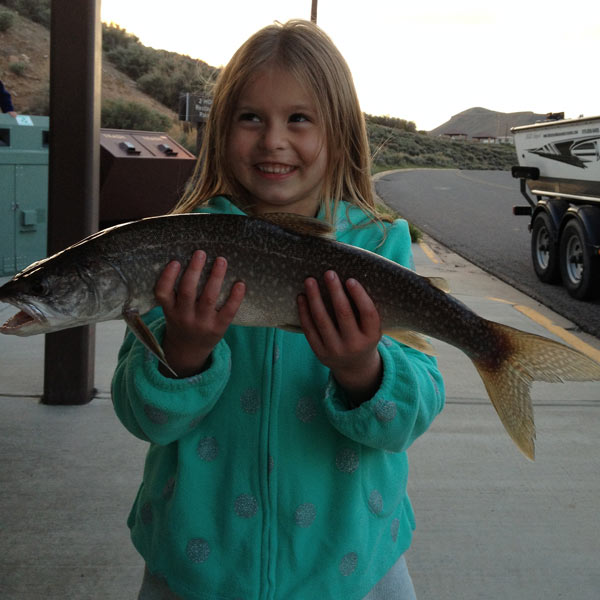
top-left (177, 250), bottom-right (207, 307)
top-left (297, 293), bottom-right (324, 353)
top-left (324, 271), bottom-right (359, 334)
top-left (299, 273), bottom-right (382, 363)
top-left (155, 260), bottom-right (182, 311)
top-left (155, 252), bottom-right (234, 320)
top-left (302, 277), bottom-right (339, 340)
top-left (216, 281), bottom-right (246, 325)
top-left (197, 256), bottom-right (228, 312)
top-left (344, 278), bottom-right (380, 335)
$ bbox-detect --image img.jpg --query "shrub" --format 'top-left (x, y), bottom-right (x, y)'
top-left (136, 71), bottom-right (171, 107)
top-left (365, 113), bottom-right (416, 133)
top-left (106, 44), bottom-right (157, 80)
top-left (102, 23), bottom-right (140, 52)
top-left (1, 0), bottom-right (50, 28)
top-left (101, 99), bottom-right (172, 132)
top-left (137, 55), bottom-right (217, 113)
top-left (9, 61), bottom-right (27, 76)
top-left (0, 7), bottom-right (16, 31)
top-left (173, 128), bottom-right (197, 155)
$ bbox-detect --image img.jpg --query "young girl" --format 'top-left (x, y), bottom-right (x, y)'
top-left (112, 19), bottom-right (444, 600)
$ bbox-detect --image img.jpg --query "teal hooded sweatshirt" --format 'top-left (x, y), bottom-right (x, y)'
top-left (112, 196), bottom-right (445, 600)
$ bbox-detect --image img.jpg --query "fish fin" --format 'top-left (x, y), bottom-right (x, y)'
top-left (383, 329), bottom-right (436, 355)
top-left (123, 309), bottom-right (178, 377)
top-left (259, 213), bottom-right (334, 238)
top-left (426, 277), bottom-right (450, 293)
top-left (473, 321), bottom-right (600, 461)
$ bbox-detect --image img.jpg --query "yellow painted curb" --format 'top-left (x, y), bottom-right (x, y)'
top-left (418, 241), bottom-right (440, 264)
top-left (486, 296), bottom-right (600, 362)
top-left (514, 304), bottom-right (600, 363)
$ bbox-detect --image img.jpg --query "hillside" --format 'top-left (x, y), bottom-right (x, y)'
top-left (0, 6), bottom-right (517, 170)
top-left (429, 107), bottom-right (547, 138)
top-left (368, 122), bottom-right (516, 171)
top-left (0, 10), bottom-right (186, 138)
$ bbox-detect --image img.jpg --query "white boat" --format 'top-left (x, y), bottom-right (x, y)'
top-left (511, 115), bottom-right (600, 300)
top-left (512, 115), bottom-right (600, 202)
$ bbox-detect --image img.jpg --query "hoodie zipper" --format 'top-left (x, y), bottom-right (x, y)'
top-left (259, 328), bottom-right (280, 600)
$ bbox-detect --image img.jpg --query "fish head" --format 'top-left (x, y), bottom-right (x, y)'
top-left (0, 254), bottom-right (129, 336)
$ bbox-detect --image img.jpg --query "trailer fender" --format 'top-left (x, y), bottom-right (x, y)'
top-left (562, 205), bottom-right (600, 250)
top-left (532, 198), bottom-right (568, 238)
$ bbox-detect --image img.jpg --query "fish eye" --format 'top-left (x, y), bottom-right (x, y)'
top-left (31, 281), bottom-right (48, 296)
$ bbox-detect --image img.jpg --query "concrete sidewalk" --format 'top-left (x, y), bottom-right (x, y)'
top-left (1, 239), bottom-right (599, 599)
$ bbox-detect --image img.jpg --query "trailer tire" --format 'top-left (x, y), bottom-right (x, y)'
top-left (531, 212), bottom-right (560, 283)
top-left (559, 219), bottom-right (600, 300)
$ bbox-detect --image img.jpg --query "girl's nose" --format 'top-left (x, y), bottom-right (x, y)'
top-left (260, 121), bottom-right (287, 151)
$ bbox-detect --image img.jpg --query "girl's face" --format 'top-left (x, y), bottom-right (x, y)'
top-left (227, 66), bottom-right (328, 216)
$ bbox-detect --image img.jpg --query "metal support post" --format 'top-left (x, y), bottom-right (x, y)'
top-left (43, 0), bottom-right (101, 405)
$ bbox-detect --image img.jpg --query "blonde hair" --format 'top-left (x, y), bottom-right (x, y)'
top-left (174, 19), bottom-right (382, 224)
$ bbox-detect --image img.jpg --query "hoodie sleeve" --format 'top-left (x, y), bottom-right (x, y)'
top-left (322, 339), bottom-right (444, 452)
top-left (111, 197), bottom-right (242, 445)
top-left (111, 307), bottom-right (232, 445)
top-left (323, 215), bottom-right (445, 452)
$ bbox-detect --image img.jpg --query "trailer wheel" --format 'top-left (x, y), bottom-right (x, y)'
top-left (559, 219), bottom-right (600, 300)
top-left (531, 212), bottom-right (560, 283)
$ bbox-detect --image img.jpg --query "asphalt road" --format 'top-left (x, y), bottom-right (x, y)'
top-left (375, 168), bottom-right (600, 339)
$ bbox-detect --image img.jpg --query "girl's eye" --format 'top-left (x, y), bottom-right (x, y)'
top-left (289, 113), bottom-right (309, 123)
top-left (239, 113), bottom-right (260, 123)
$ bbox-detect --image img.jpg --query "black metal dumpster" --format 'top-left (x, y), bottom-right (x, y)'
top-left (100, 129), bottom-right (196, 225)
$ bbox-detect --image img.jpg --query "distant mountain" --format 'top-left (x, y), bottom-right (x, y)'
top-left (428, 107), bottom-right (547, 138)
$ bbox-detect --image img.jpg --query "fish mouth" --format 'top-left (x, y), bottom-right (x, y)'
top-left (0, 304), bottom-right (46, 334)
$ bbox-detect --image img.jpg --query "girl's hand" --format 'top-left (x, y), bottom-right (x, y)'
top-left (297, 271), bottom-right (383, 407)
top-left (155, 250), bottom-right (246, 378)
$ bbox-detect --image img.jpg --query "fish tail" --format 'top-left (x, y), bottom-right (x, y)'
top-left (473, 321), bottom-right (600, 461)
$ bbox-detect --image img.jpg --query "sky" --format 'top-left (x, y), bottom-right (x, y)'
top-left (100, 0), bottom-right (600, 131)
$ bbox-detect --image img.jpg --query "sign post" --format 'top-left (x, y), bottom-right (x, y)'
top-left (179, 93), bottom-right (213, 154)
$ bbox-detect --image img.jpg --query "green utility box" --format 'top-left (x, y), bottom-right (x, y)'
top-left (0, 114), bottom-right (49, 276)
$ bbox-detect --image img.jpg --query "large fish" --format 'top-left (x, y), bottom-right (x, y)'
top-left (1, 212), bottom-right (600, 459)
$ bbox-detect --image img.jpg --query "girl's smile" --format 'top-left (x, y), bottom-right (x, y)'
top-left (227, 66), bottom-right (328, 216)
top-left (256, 163), bottom-right (297, 177)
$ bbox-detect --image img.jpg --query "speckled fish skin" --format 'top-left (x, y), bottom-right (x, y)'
top-left (1, 212), bottom-right (600, 459)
